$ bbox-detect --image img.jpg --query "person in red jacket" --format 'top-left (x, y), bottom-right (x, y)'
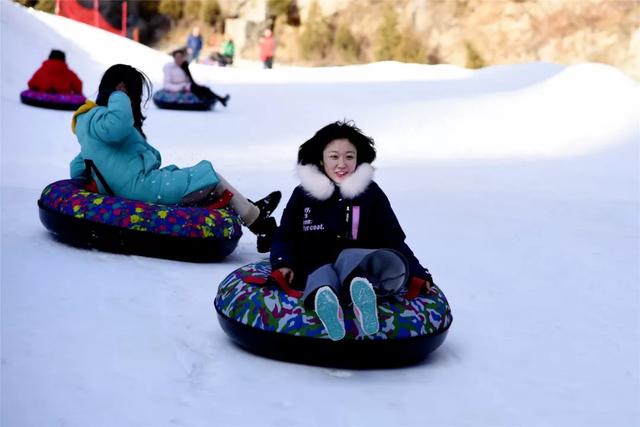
top-left (258, 28), bottom-right (276, 69)
top-left (28, 50), bottom-right (83, 94)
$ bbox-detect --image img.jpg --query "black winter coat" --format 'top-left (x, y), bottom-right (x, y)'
top-left (270, 163), bottom-right (431, 289)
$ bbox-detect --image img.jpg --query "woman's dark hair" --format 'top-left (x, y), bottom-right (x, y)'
top-left (49, 49), bottom-right (66, 62)
top-left (298, 120), bottom-right (376, 166)
top-left (95, 64), bottom-right (152, 138)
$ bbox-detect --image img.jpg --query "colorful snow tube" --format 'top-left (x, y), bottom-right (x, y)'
top-left (20, 89), bottom-right (86, 111)
top-left (215, 259), bottom-right (452, 368)
top-left (38, 179), bottom-right (242, 262)
top-left (152, 89), bottom-right (213, 111)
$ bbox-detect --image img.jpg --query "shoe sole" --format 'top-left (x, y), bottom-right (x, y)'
top-left (314, 288), bottom-right (345, 341)
top-left (350, 278), bottom-right (379, 336)
top-left (249, 192), bottom-right (281, 219)
top-left (262, 192), bottom-right (281, 217)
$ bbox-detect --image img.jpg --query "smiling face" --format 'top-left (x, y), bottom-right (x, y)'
top-left (322, 138), bottom-right (358, 183)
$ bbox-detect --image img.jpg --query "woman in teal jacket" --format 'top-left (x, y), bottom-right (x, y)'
top-left (70, 64), bottom-right (280, 252)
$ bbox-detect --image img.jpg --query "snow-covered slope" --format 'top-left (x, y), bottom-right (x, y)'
top-left (2, 2), bottom-right (639, 426)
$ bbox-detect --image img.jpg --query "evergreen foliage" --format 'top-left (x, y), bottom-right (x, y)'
top-left (200, 0), bottom-right (222, 27)
top-left (298, 1), bottom-right (332, 60)
top-left (334, 23), bottom-right (361, 63)
top-left (34, 0), bottom-right (54, 13)
top-left (464, 41), bottom-right (485, 68)
top-left (158, 0), bottom-right (183, 22)
top-left (395, 26), bottom-right (426, 63)
top-left (374, 5), bottom-right (401, 61)
top-left (267, 0), bottom-right (300, 26)
top-left (268, 0), bottom-right (300, 26)
top-left (15, 0), bottom-right (54, 13)
top-left (35, 0), bottom-right (56, 13)
top-left (267, 0), bottom-right (290, 18)
top-left (139, 1), bottom-right (161, 15)
top-left (183, 0), bottom-right (201, 20)
top-left (374, 6), bottom-right (426, 63)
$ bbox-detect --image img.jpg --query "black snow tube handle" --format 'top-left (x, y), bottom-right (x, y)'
top-left (84, 159), bottom-right (115, 197)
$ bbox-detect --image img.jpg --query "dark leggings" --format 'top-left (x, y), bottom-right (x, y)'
top-left (191, 84), bottom-right (224, 103)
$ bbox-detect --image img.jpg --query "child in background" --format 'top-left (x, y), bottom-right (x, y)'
top-left (28, 49), bottom-right (83, 94)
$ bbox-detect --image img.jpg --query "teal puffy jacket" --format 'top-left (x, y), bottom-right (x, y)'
top-left (70, 91), bottom-right (219, 204)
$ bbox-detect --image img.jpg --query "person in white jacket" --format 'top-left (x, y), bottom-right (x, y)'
top-left (162, 49), bottom-right (229, 107)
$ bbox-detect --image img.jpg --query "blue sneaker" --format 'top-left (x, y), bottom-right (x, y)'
top-left (350, 277), bottom-right (379, 336)
top-left (314, 287), bottom-right (345, 341)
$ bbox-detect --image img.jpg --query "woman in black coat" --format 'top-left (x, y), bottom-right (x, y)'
top-left (270, 121), bottom-right (434, 341)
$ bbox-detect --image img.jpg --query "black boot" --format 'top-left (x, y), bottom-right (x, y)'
top-left (249, 216), bottom-right (277, 253)
top-left (250, 191), bottom-right (281, 221)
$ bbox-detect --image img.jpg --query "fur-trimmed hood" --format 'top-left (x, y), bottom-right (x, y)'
top-left (296, 163), bottom-right (374, 200)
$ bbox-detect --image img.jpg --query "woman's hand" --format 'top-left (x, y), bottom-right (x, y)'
top-left (276, 267), bottom-right (294, 285)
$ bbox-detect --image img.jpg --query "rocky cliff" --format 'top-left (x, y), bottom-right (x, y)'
top-left (228, 0), bottom-right (639, 79)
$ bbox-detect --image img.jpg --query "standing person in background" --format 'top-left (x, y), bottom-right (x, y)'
top-left (28, 49), bottom-right (83, 94)
top-left (258, 28), bottom-right (276, 69)
top-left (208, 33), bottom-right (219, 51)
top-left (186, 27), bottom-right (203, 63)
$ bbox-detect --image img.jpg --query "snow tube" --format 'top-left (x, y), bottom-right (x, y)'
top-left (152, 89), bottom-right (213, 111)
top-left (214, 259), bottom-right (452, 368)
top-left (38, 179), bottom-right (242, 262)
top-left (20, 89), bottom-right (86, 111)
